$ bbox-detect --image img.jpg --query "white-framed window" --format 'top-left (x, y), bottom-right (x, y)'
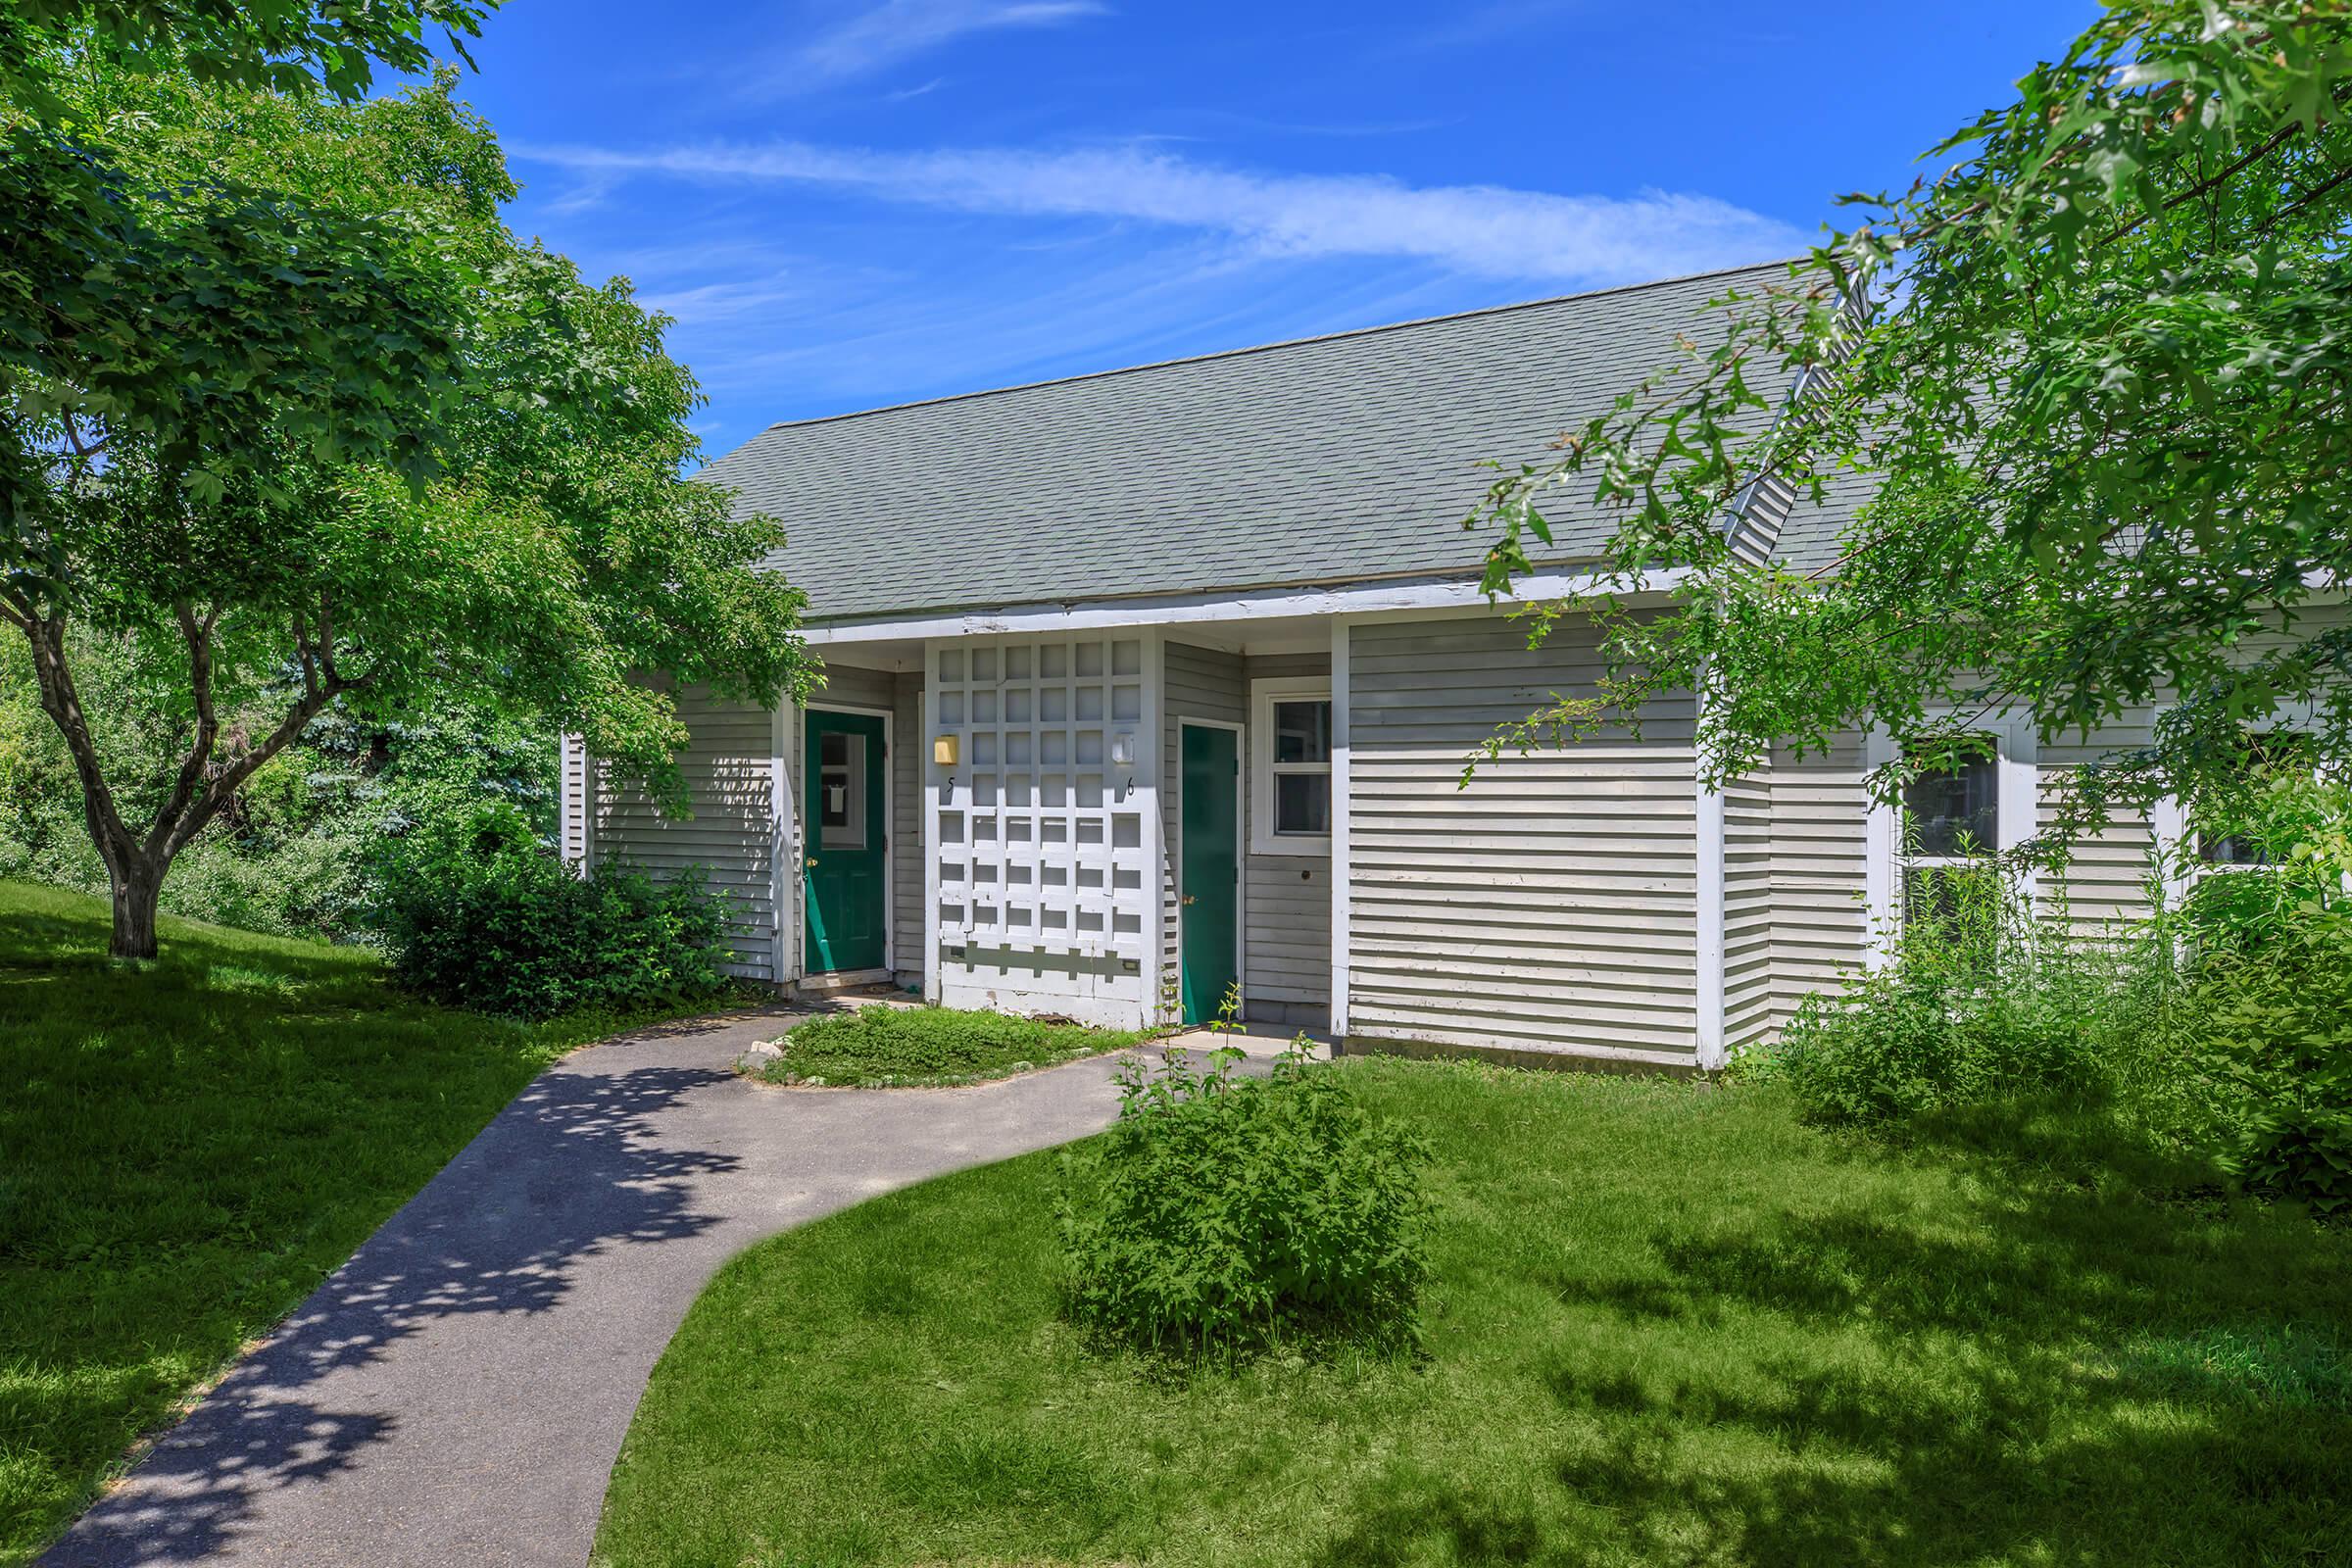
top-left (1865, 714), bottom-right (2037, 962)
top-left (1250, 676), bottom-right (1332, 855)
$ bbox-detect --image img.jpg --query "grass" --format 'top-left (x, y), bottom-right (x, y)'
top-left (596, 1058), bottom-right (2352, 1568)
top-left (0, 878), bottom-right (716, 1566)
top-left (750, 1003), bottom-right (1151, 1088)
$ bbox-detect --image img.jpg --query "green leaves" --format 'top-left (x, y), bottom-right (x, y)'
top-left (1468, 0), bottom-right (2352, 825)
top-left (0, 52), bottom-right (812, 951)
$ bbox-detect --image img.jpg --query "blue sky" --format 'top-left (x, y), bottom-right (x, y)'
top-left (451, 1), bottom-right (2093, 460)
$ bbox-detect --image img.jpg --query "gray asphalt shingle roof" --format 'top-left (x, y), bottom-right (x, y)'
top-left (702, 260), bottom-right (1804, 623)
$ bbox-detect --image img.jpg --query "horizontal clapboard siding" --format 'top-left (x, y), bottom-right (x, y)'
top-left (1723, 767), bottom-right (1774, 1049)
top-left (1765, 733), bottom-right (1869, 1035)
top-left (2039, 710), bottom-right (2164, 935)
top-left (1244, 650), bottom-right (1332, 1025)
top-left (592, 680), bottom-right (778, 979)
top-left (1347, 615), bottom-right (1698, 1064)
top-left (892, 670), bottom-right (923, 982)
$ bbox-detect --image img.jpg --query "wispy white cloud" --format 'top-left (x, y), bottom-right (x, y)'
top-left (514, 138), bottom-right (1808, 286)
top-left (776, 0), bottom-right (1106, 90)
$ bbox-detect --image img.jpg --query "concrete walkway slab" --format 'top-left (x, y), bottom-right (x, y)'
top-left (40, 1011), bottom-right (1301, 1567)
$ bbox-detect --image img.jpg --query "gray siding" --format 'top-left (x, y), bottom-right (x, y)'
top-left (892, 671), bottom-right (923, 982)
top-left (1244, 651), bottom-right (1332, 1027)
top-left (591, 680), bottom-right (778, 979)
top-left (1347, 614), bottom-right (1699, 1065)
top-left (1160, 642), bottom-right (1247, 1020)
top-left (1763, 732), bottom-right (1870, 1036)
top-left (1723, 767), bottom-right (1774, 1048)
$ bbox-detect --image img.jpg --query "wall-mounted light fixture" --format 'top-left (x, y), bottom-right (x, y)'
top-left (1111, 732), bottom-right (1135, 766)
top-left (933, 733), bottom-right (959, 766)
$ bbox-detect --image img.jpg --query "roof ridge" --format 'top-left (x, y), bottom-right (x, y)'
top-left (731, 256), bottom-right (1803, 439)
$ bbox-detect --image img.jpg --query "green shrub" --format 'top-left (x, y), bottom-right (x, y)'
top-left (376, 803), bottom-right (734, 1018)
top-left (2186, 915), bottom-right (2352, 1215)
top-left (1057, 1044), bottom-right (1431, 1357)
top-left (1757, 870), bottom-right (2164, 1125)
top-left (756, 1004), bottom-right (1146, 1087)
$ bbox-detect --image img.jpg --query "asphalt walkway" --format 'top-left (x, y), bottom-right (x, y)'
top-left (41, 1010), bottom-right (1290, 1566)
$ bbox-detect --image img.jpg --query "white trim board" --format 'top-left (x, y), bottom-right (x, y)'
top-left (801, 567), bottom-right (1686, 647)
top-left (1328, 617), bottom-right (1352, 1040)
top-left (1692, 661), bottom-right (1726, 1070)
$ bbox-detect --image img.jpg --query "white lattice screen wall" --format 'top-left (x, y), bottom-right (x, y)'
top-left (926, 633), bottom-right (1162, 1027)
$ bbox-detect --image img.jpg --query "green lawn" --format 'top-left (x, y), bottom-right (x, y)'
top-left (752, 1003), bottom-right (1151, 1088)
top-left (0, 878), bottom-right (707, 1566)
top-left (598, 1059), bottom-right (2352, 1567)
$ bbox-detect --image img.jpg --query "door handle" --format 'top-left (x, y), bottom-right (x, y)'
top-left (807, 856), bottom-right (820, 866)
top-left (1180, 895), bottom-right (1197, 906)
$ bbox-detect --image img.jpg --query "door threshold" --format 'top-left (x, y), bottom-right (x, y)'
top-left (799, 967), bottom-right (896, 994)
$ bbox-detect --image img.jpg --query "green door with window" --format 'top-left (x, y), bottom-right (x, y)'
top-left (1179, 723), bottom-right (1240, 1025)
top-left (805, 710), bottom-right (887, 974)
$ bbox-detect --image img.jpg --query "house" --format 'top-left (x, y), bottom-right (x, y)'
top-left (558, 259), bottom-right (2234, 1074)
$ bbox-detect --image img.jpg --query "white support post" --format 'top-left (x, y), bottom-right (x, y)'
top-left (920, 640), bottom-right (942, 1004)
top-left (1863, 722), bottom-right (1896, 969)
top-left (1693, 664), bottom-right (1727, 1069)
top-left (1140, 627), bottom-right (1166, 1027)
top-left (1328, 616), bottom-right (1351, 1041)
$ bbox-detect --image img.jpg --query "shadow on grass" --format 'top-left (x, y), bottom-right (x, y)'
top-left (1316, 1106), bottom-right (2351, 1568)
top-left (38, 1060), bottom-right (742, 1566)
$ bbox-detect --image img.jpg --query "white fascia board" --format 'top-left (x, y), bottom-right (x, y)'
top-left (801, 567), bottom-right (1686, 647)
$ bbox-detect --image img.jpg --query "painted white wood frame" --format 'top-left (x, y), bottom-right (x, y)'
top-left (1141, 629), bottom-right (1167, 1025)
top-left (802, 567), bottom-right (1688, 647)
top-left (1250, 674), bottom-right (1334, 858)
top-left (1328, 616), bottom-right (1351, 1038)
top-left (920, 647), bottom-right (942, 1003)
top-left (1864, 711), bottom-right (2039, 965)
top-left (802, 699), bottom-right (898, 980)
top-left (1693, 660), bottom-right (1726, 1070)
top-left (924, 631), bottom-right (1162, 1028)
top-left (1176, 715), bottom-right (1247, 1022)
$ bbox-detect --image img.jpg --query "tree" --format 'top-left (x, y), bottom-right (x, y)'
top-left (3, 48), bottom-right (810, 957)
top-left (1472, 0), bottom-right (2352, 853)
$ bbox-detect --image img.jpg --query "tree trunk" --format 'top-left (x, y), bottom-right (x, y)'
top-left (108, 857), bottom-right (163, 960)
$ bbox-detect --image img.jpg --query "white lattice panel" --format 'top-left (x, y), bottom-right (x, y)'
top-left (927, 633), bottom-right (1158, 1026)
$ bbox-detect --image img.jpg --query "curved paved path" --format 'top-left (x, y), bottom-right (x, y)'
top-left (43, 1010), bottom-right (1264, 1567)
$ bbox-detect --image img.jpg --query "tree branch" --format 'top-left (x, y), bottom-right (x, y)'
top-left (20, 611), bottom-right (140, 874)
top-left (147, 602), bottom-right (223, 859)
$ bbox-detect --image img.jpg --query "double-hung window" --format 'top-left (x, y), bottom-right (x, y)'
top-left (1866, 716), bottom-right (2037, 963)
top-left (1899, 738), bottom-right (2001, 938)
top-left (1251, 677), bottom-right (1332, 854)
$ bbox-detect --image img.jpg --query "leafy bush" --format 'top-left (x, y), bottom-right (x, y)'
top-left (2185, 915), bottom-right (2352, 1215)
top-left (1057, 1043), bottom-right (1431, 1357)
top-left (376, 803), bottom-right (734, 1018)
top-left (1757, 869), bottom-right (2169, 1125)
top-left (755, 1004), bottom-right (1146, 1087)
top-left (1756, 764), bottom-right (2352, 1217)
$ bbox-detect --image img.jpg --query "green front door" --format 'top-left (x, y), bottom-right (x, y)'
top-left (1179, 723), bottom-right (1240, 1025)
top-left (805, 710), bottom-right (887, 974)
